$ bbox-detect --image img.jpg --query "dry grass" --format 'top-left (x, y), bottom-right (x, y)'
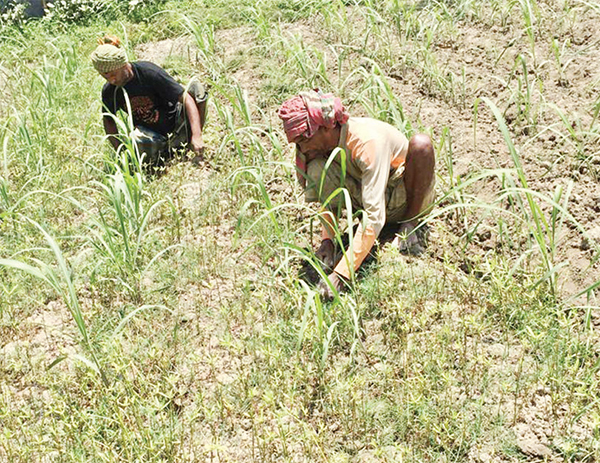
top-left (0, 0), bottom-right (599, 461)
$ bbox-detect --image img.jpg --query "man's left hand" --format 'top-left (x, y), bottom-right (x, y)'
top-left (318, 272), bottom-right (346, 301)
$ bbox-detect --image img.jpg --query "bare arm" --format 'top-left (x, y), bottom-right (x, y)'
top-left (182, 93), bottom-right (204, 154)
top-left (103, 116), bottom-right (122, 151)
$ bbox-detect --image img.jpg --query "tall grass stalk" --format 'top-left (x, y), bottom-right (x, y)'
top-left (231, 165), bottom-right (281, 234)
top-left (0, 217), bottom-right (108, 385)
top-left (180, 14), bottom-right (223, 79)
top-left (473, 97), bottom-right (590, 294)
top-left (349, 64), bottom-right (412, 133)
top-left (517, 0), bottom-right (539, 67)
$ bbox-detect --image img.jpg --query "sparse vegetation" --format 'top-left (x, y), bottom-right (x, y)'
top-left (0, 0), bottom-right (599, 461)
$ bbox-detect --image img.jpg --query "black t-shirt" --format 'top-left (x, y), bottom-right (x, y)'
top-left (102, 61), bottom-right (184, 136)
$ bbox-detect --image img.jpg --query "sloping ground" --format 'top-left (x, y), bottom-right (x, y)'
top-left (1, 1), bottom-right (600, 461)
top-left (135, 6), bottom-right (600, 298)
top-left (128, 6), bottom-right (600, 460)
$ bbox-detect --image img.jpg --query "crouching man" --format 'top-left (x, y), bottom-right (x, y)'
top-left (91, 36), bottom-right (208, 165)
top-left (278, 90), bottom-right (435, 299)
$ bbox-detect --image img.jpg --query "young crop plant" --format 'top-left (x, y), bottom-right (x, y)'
top-left (547, 102), bottom-right (587, 161)
top-left (551, 37), bottom-right (573, 87)
top-left (230, 164), bottom-right (283, 237)
top-left (319, 0), bottom-right (354, 45)
top-left (590, 93), bottom-right (600, 131)
top-left (502, 54), bottom-right (545, 132)
top-left (473, 97), bottom-right (595, 296)
top-left (180, 14), bottom-right (224, 80)
top-left (87, 161), bottom-right (180, 301)
top-left (78, 104), bottom-right (182, 302)
top-left (348, 64), bottom-right (413, 135)
top-left (232, 141), bottom-right (365, 361)
top-left (2, 1), bottom-right (600, 460)
top-left (0, 216), bottom-right (108, 385)
top-left (209, 82), bottom-right (284, 166)
top-left (279, 33), bottom-right (332, 90)
top-left (436, 126), bottom-right (470, 230)
top-left (517, 0), bottom-right (541, 67)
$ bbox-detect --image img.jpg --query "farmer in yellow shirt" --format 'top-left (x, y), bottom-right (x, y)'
top-left (278, 90), bottom-right (435, 299)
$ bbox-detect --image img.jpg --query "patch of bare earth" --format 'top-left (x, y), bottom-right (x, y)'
top-left (135, 37), bottom-right (198, 66)
top-left (1, 300), bottom-right (77, 368)
top-left (1, 299), bottom-right (78, 422)
top-left (365, 10), bottom-right (600, 298)
top-left (124, 7), bottom-right (600, 459)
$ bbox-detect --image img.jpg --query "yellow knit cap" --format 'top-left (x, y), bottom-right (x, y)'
top-left (91, 42), bottom-right (127, 73)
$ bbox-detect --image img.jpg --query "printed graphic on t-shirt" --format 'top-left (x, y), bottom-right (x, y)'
top-left (130, 96), bottom-right (160, 125)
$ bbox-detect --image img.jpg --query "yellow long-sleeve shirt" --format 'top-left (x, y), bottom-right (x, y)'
top-left (329, 118), bottom-right (409, 279)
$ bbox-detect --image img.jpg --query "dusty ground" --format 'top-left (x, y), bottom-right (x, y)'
top-left (135, 9), bottom-right (600, 299)
top-left (2, 7), bottom-right (592, 462)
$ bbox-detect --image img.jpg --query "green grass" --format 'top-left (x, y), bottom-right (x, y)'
top-left (0, 0), bottom-right (599, 461)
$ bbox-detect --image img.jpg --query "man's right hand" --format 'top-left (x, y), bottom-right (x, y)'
top-left (190, 135), bottom-right (205, 156)
top-left (395, 221), bottom-right (425, 255)
top-left (315, 238), bottom-right (335, 270)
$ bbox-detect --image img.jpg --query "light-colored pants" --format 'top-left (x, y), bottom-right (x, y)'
top-left (131, 80), bottom-right (208, 164)
top-left (304, 158), bottom-right (435, 224)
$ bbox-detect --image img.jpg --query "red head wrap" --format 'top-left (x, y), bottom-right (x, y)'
top-left (278, 89), bottom-right (349, 142)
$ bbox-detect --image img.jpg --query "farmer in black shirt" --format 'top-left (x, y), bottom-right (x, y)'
top-left (91, 36), bottom-right (208, 164)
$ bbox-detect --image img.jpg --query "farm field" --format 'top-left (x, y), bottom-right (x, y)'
top-left (0, 0), bottom-right (599, 461)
